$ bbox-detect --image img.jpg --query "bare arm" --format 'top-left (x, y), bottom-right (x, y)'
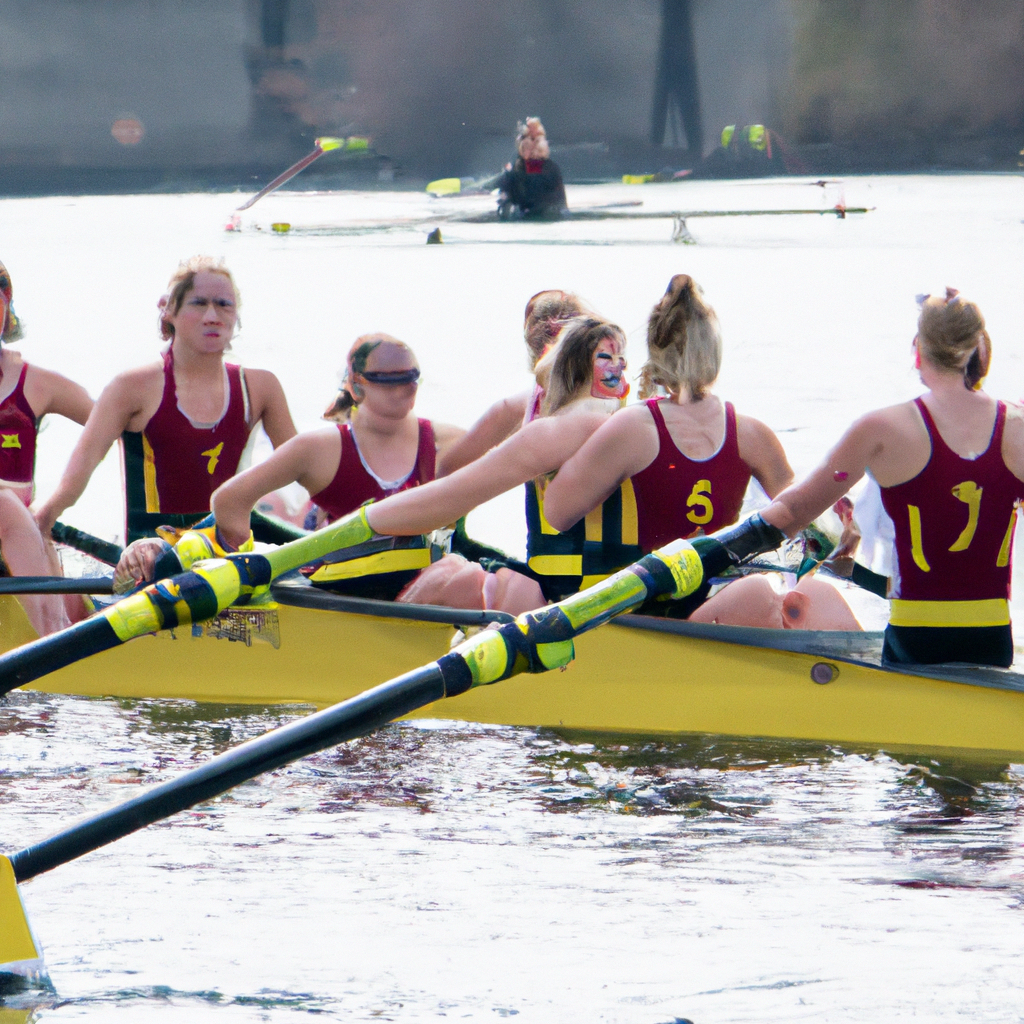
top-left (245, 368), bottom-right (297, 447)
top-left (437, 393), bottom-right (529, 476)
top-left (542, 406), bottom-right (659, 532)
top-left (23, 366), bottom-right (93, 425)
top-left (761, 413), bottom-right (886, 536)
top-left (366, 411), bottom-right (607, 536)
top-left (736, 415), bottom-right (794, 499)
top-left (213, 428), bottom-right (340, 547)
top-left (431, 420), bottom-right (467, 471)
top-left (33, 369), bottom-right (157, 535)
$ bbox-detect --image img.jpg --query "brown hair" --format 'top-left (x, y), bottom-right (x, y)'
top-left (917, 288), bottom-right (991, 390)
top-left (543, 316), bottom-right (626, 415)
top-left (0, 260), bottom-right (23, 342)
top-left (323, 333), bottom-right (416, 421)
top-left (639, 274), bottom-right (722, 401)
top-left (523, 289), bottom-right (589, 368)
top-left (160, 256), bottom-right (239, 341)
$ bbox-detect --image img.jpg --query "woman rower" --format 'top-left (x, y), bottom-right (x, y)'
top-left (541, 274), bottom-right (859, 629)
top-left (208, 316), bottom-right (629, 613)
top-left (494, 118), bottom-right (568, 221)
top-left (716, 288), bottom-right (1024, 665)
top-left (208, 333), bottom-right (465, 600)
top-left (437, 289), bottom-right (589, 476)
top-left (0, 259), bottom-right (94, 635)
top-left (34, 256), bottom-right (296, 580)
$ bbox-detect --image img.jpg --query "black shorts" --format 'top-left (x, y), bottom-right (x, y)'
top-left (882, 623), bottom-right (1014, 669)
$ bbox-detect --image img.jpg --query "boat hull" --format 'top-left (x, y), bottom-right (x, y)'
top-left (8, 581), bottom-right (1023, 759)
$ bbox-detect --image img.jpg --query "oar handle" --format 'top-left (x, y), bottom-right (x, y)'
top-left (11, 666), bottom-right (445, 882)
top-left (0, 577), bottom-right (114, 595)
top-left (51, 521), bottom-right (123, 567)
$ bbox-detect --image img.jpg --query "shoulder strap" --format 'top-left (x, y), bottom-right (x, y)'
top-left (645, 397), bottom-right (672, 445)
top-left (722, 401), bottom-right (740, 456)
top-left (417, 418), bottom-right (436, 484)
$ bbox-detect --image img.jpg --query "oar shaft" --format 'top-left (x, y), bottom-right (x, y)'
top-left (51, 521), bottom-right (123, 567)
top-left (0, 577), bottom-right (114, 595)
top-left (11, 666), bottom-right (446, 882)
top-left (235, 140), bottom-right (334, 211)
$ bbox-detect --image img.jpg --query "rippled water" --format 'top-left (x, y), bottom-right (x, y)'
top-left (2, 178), bottom-right (1024, 1021)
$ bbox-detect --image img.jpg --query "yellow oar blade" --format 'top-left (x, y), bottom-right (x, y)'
top-left (315, 136), bottom-right (345, 152)
top-left (0, 855), bottom-right (45, 985)
top-left (426, 177), bottom-right (461, 196)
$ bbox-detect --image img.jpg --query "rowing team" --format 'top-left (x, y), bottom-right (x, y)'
top-left (0, 256), bottom-right (1018, 669)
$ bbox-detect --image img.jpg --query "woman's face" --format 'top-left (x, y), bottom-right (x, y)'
top-left (355, 344), bottom-right (420, 419)
top-left (167, 271), bottom-right (238, 353)
top-left (591, 334), bottom-right (628, 399)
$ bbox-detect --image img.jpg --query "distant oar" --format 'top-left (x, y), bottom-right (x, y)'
top-left (233, 136), bottom-right (349, 213)
top-left (0, 540), bottom-right (702, 983)
top-left (0, 509), bottom-right (382, 698)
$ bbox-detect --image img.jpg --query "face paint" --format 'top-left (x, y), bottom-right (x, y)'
top-left (591, 336), bottom-right (629, 400)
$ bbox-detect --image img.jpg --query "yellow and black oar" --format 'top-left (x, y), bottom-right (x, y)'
top-left (0, 539), bottom-right (702, 990)
top-left (0, 508), bottom-right (385, 697)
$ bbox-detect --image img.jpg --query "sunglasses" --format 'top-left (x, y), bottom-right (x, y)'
top-left (359, 368), bottom-right (421, 386)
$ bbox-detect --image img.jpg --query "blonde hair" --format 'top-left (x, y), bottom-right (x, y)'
top-left (639, 274), bottom-right (722, 401)
top-left (917, 288), bottom-right (991, 390)
top-left (516, 117), bottom-right (550, 161)
top-left (0, 261), bottom-right (23, 342)
top-left (523, 289), bottom-right (589, 368)
top-left (542, 316), bottom-right (626, 415)
top-left (323, 333), bottom-right (416, 421)
top-left (160, 256), bottom-right (239, 341)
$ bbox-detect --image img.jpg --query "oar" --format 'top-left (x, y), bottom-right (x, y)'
top-left (0, 539), bottom-right (702, 984)
top-left (0, 577), bottom-right (113, 595)
top-left (232, 136), bottom-right (351, 213)
top-left (0, 507), bottom-right (385, 698)
top-left (50, 521), bottom-right (123, 567)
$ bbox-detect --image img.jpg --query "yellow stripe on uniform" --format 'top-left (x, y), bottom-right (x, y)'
top-left (142, 433), bottom-right (159, 512)
top-left (620, 478), bottom-right (639, 547)
top-left (528, 554), bottom-right (582, 576)
top-left (309, 548), bottom-right (433, 582)
top-left (888, 598), bottom-right (1010, 628)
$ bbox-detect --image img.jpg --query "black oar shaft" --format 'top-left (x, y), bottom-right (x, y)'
top-left (51, 522), bottom-right (123, 567)
top-left (0, 577), bottom-right (114, 595)
top-left (0, 617), bottom-right (120, 696)
top-left (11, 665), bottom-right (445, 882)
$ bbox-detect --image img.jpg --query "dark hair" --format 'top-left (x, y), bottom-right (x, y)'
top-left (160, 256), bottom-right (239, 341)
top-left (543, 316), bottom-right (626, 414)
top-left (640, 274), bottom-right (722, 401)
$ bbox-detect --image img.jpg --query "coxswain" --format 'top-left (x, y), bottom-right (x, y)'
top-left (209, 334), bottom-right (465, 601)
top-left (495, 118), bottom-right (568, 221)
top-left (720, 288), bottom-right (1024, 665)
top-left (34, 256), bottom-right (296, 586)
top-left (0, 259), bottom-right (93, 635)
top-left (542, 274), bottom-right (860, 630)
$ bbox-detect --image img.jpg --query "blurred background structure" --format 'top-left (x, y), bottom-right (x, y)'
top-left (1, 0), bottom-right (1022, 193)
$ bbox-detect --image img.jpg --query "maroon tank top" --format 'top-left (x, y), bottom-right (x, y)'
top-left (630, 398), bottom-right (752, 550)
top-left (880, 398), bottom-right (1024, 603)
top-left (123, 348), bottom-right (250, 515)
top-left (310, 418), bottom-right (436, 522)
top-left (0, 362), bottom-right (37, 496)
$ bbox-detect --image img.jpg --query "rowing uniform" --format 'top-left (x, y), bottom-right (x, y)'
top-left (302, 419), bottom-right (438, 599)
top-left (630, 398), bottom-right (751, 550)
top-left (496, 157), bottom-right (567, 220)
top-left (121, 349), bottom-right (251, 543)
top-left (0, 362), bottom-right (37, 503)
top-left (879, 397), bottom-right (1024, 667)
top-left (525, 477), bottom-right (642, 603)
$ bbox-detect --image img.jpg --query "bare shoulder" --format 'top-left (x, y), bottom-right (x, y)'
top-left (239, 366), bottom-right (285, 399)
top-left (431, 421), bottom-right (467, 447)
top-left (102, 362), bottom-right (163, 404)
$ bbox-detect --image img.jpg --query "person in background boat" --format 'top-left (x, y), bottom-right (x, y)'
top-left (0, 260), bottom-right (94, 635)
top-left (33, 256), bottom-right (296, 585)
top-left (208, 316), bottom-right (629, 614)
top-left (437, 289), bottom-right (590, 476)
top-left (539, 274), bottom-right (858, 630)
top-left (703, 288), bottom-right (1024, 665)
top-left (207, 334), bottom-right (465, 601)
top-left (494, 118), bottom-right (568, 221)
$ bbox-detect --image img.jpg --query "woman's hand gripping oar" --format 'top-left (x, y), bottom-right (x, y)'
top-left (0, 508), bottom-right (385, 697)
top-left (0, 538), bottom-right (702, 988)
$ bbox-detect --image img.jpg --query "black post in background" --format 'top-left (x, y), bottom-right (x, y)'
top-left (651, 0), bottom-right (703, 154)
